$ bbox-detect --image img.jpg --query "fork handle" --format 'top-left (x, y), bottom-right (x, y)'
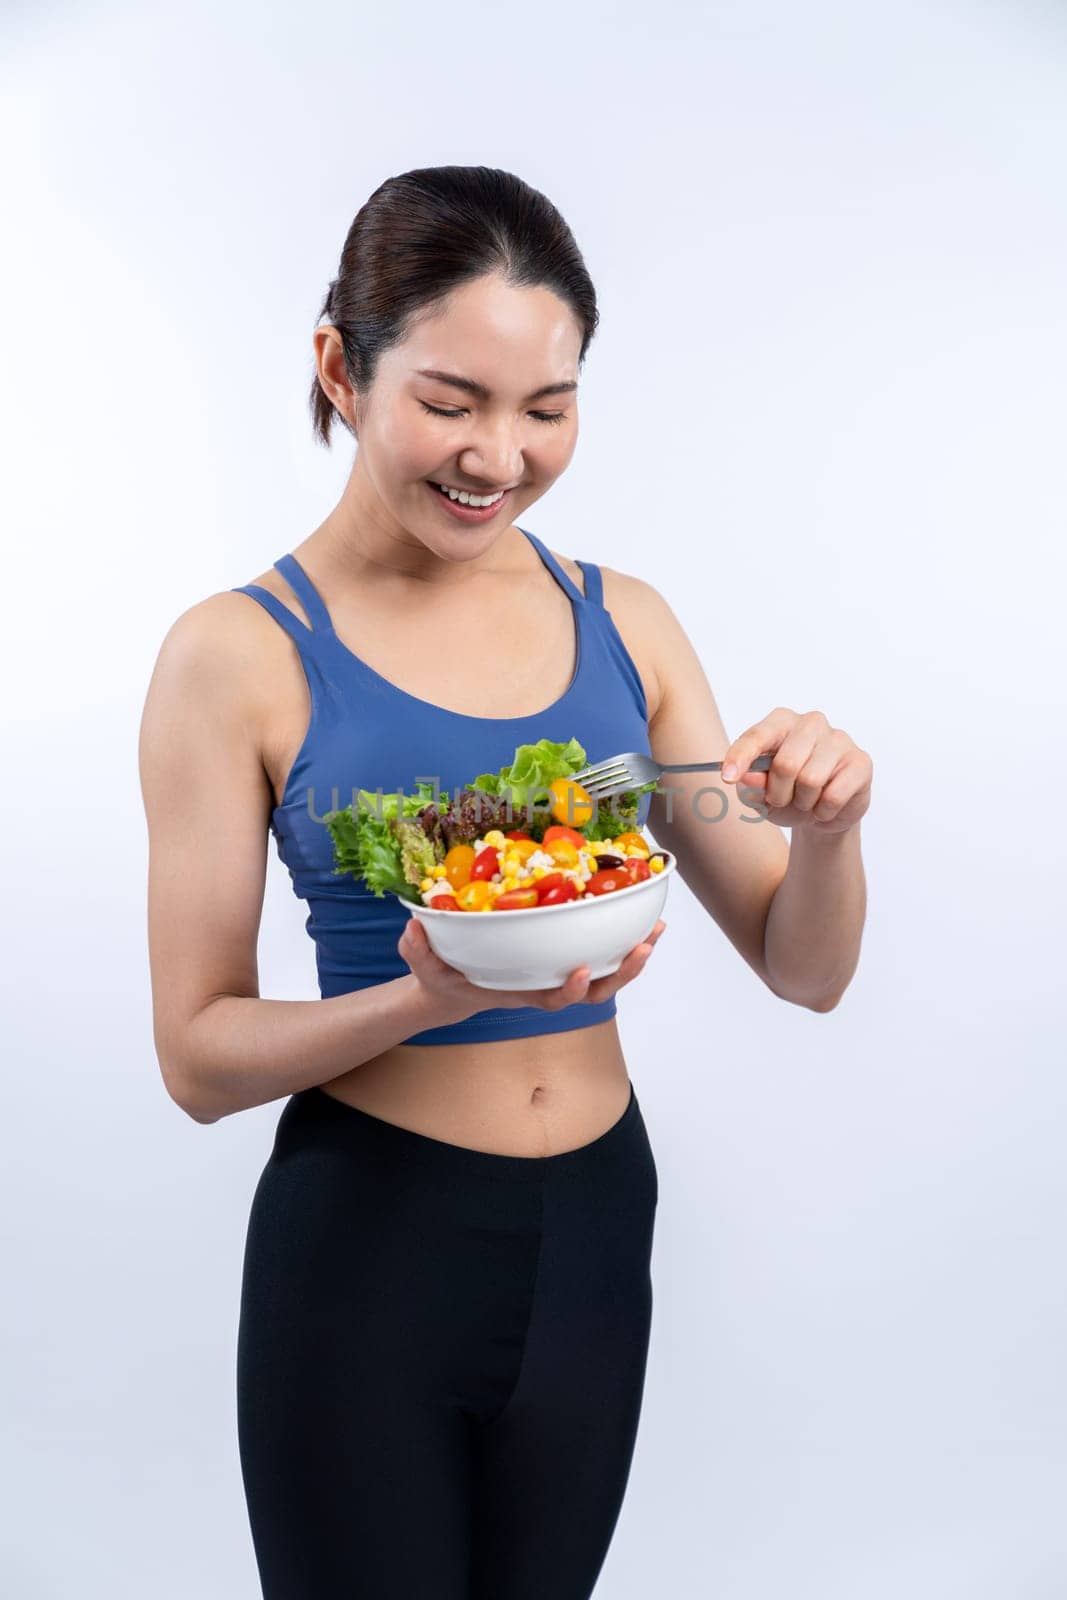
top-left (659, 755), bottom-right (773, 774)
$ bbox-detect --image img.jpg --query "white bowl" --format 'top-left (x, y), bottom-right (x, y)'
top-left (403, 851), bottom-right (677, 990)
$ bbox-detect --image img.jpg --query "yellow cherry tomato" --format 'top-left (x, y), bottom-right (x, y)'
top-left (444, 843), bottom-right (476, 890)
top-left (548, 777), bottom-right (594, 829)
top-left (542, 824), bottom-right (587, 848)
top-left (508, 837), bottom-right (540, 862)
top-left (456, 880), bottom-right (493, 911)
top-left (544, 837), bottom-right (579, 868)
top-left (614, 831), bottom-right (650, 856)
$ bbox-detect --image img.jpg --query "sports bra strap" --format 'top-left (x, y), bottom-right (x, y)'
top-left (518, 526), bottom-right (586, 606)
top-left (231, 583), bottom-right (315, 646)
top-left (575, 559), bottom-right (603, 607)
top-left (273, 553), bottom-right (335, 633)
top-left (237, 542), bottom-right (602, 647)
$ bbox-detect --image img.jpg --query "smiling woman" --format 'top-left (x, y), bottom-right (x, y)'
top-left (309, 261), bottom-right (589, 548)
top-left (140, 164), bottom-right (670, 1600)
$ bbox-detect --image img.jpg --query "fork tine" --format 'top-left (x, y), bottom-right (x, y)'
top-left (574, 760), bottom-right (629, 783)
top-left (579, 767), bottom-right (637, 797)
top-left (572, 758), bottom-right (631, 786)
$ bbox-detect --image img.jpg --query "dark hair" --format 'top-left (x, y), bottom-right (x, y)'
top-left (309, 165), bottom-right (600, 448)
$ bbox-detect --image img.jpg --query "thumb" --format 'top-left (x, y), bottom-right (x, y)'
top-left (399, 915), bottom-right (447, 969)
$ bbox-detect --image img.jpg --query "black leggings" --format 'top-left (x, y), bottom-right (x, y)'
top-left (236, 1079), bottom-right (659, 1599)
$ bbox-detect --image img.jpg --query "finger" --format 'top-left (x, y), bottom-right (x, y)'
top-left (585, 954), bottom-right (645, 1006)
top-left (721, 708), bottom-right (795, 784)
top-left (791, 741), bottom-right (851, 814)
top-left (584, 922), bottom-right (665, 1004)
top-left (504, 959), bottom-right (593, 1011)
top-left (399, 917), bottom-right (454, 973)
top-left (626, 919), bottom-right (666, 960)
top-left (811, 754), bottom-right (865, 821)
top-left (524, 965), bottom-right (593, 1010)
top-left (762, 725), bottom-right (821, 809)
top-left (773, 712), bottom-right (841, 808)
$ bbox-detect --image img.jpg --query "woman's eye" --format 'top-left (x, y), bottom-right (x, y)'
top-left (420, 402), bottom-right (466, 419)
top-left (419, 401), bottom-right (568, 426)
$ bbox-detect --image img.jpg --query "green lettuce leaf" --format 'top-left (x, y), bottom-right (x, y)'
top-left (324, 781), bottom-right (441, 903)
top-left (470, 736), bottom-right (588, 810)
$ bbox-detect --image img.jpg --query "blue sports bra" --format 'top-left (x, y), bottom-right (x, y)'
top-left (231, 525), bottom-right (653, 1045)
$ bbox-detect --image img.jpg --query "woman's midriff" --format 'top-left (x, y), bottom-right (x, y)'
top-left (316, 1015), bottom-right (632, 1157)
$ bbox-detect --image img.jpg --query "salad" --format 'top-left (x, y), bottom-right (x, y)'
top-left (324, 736), bottom-right (669, 912)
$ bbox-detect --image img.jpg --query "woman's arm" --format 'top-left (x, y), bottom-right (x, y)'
top-left (604, 573), bottom-right (790, 993)
top-left (608, 573), bottom-right (866, 1010)
top-left (759, 825), bottom-right (866, 1011)
top-left (138, 597), bottom-right (471, 1125)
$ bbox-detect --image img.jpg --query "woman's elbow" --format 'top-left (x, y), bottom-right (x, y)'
top-left (764, 975), bottom-right (847, 1013)
top-left (158, 1048), bottom-right (222, 1125)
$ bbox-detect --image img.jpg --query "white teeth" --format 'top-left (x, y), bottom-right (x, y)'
top-left (434, 482), bottom-right (505, 508)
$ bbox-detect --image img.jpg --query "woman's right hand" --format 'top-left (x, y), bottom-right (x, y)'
top-left (397, 914), bottom-right (668, 1020)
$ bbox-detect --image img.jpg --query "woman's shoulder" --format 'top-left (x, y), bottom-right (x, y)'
top-left (147, 587), bottom-right (284, 742)
top-left (156, 583), bottom-right (282, 669)
top-left (598, 561), bottom-right (725, 738)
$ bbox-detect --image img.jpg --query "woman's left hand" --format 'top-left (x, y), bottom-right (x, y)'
top-left (719, 707), bottom-right (872, 835)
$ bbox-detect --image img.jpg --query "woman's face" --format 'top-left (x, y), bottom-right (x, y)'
top-left (320, 272), bottom-right (582, 551)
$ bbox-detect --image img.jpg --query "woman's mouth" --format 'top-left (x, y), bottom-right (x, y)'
top-left (425, 480), bottom-right (514, 522)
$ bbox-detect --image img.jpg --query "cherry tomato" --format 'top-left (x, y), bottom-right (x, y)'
top-left (613, 831), bottom-right (649, 856)
top-left (620, 857), bottom-right (652, 885)
top-left (585, 868), bottom-right (631, 897)
top-left (508, 838), bottom-right (539, 862)
top-left (470, 845), bottom-right (501, 882)
top-left (493, 887), bottom-right (540, 911)
top-left (542, 824), bottom-right (587, 849)
top-left (444, 843), bottom-right (476, 890)
top-left (547, 778), bottom-right (594, 829)
top-left (544, 838), bottom-right (580, 869)
top-left (456, 880), bottom-right (493, 911)
top-left (504, 830), bottom-right (533, 842)
top-left (426, 893), bottom-right (459, 911)
top-left (532, 871), bottom-right (566, 902)
top-left (539, 881), bottom-right (579, 906)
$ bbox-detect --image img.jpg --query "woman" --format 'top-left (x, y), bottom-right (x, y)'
top-left (139, 165), bottom-right (871, 1599)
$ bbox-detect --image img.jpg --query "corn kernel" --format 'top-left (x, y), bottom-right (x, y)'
top-left (483, 829), bottom-right (506, 848)
top-left (531, 866), bottom-right (546, 880)
top-left (502, 877), bottom-right (518, 891)
top-left (503, 853), bottom-right (521, 874)
top-left (420, 876), bottom-right (433, 891)
top-left (432, 863), bottom-right (447, 878)
top-left (650, 857), bottom-right (664, 873)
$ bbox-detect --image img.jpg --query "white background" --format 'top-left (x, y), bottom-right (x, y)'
top-left (3, 1), bottom-right (1066, 1595)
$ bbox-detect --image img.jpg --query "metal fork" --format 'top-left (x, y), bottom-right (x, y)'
top-left (570, 751), bottom-right (773, 801)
